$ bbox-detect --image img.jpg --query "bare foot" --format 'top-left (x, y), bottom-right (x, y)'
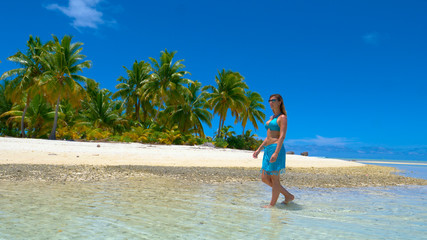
top-left (262, 205), bottom-right (274, 208)
top-left (282, 194), bottom-right (295, 204)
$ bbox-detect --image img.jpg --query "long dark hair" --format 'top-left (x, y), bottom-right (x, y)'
top-left (270, 94), bottom-right (287, 116)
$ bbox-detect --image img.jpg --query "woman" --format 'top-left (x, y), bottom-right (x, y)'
top-left (253, 94), bottom-right (294, 208)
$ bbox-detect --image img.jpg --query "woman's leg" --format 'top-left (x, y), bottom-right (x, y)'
top-left (262, 174), bottom-right (294, 208)
top-left (280, 186), bottom-right (294, 204)
top-left (261, 170), bottom-right (293, 202)
top-left (263, 174), bottom-right (281, 208)
top-left (261, 170), bottom-right (272, 186)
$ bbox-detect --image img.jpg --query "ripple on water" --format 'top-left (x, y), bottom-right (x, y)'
top-left (0, 179), bottom-right (426, 239)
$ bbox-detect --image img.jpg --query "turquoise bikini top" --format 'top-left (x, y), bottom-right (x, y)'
top-left (265, 114), bottom-right (282, 131)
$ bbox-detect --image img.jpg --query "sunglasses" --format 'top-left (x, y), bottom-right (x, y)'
top-left (268, 99), bottom-right (277, 103)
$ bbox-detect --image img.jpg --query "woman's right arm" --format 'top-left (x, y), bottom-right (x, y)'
top-left (253, 136), bottom-right (269, 158)
top-left (253, 116), bottom-right (271, 158)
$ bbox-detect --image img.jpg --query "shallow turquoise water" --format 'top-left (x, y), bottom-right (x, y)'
top-left (1, 176), bottom-right (426, 240)
top-left (355, 159), bottom-right (427, 180)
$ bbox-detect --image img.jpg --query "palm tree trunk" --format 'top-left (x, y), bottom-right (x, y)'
top-left (136, 98), bottom-right (140, 122)
top-left (20, 97), bottom-right (31, 138)
top-left (217, 117), bottom-right (222, 138)
top-left (49, 95), bottom-right (61, 140)
top-left (221, 115), bottom-right (226, 129)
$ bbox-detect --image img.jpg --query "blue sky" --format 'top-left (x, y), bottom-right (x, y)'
top-left (1, 0), bottom-right (426, 160)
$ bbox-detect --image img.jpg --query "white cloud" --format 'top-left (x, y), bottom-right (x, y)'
top-left (287, 135), bottom-right (353, 147)
top-left (46, 0), bottom-right (109, 29)
top-left (362, 32), bottom-right (380, 45)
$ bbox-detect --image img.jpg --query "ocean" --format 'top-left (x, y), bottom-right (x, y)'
top-left (353, 159), bottom-right (427, 180)
top-left (0, 159), bottom-right (426, 240)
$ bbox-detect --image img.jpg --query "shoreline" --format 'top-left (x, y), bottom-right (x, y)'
top-left (1, 137), bottom-right (426, 187)
top-left (357, 160), bottom-right (427, 166)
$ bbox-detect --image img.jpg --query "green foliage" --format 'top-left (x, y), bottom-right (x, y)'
top-left (56, 125), bottom-right (112, 141)
top-left (38, 34), bottom-right (92, 140)
top-left (226, 135), bottom-right (246, 149)
top-left (214, 138), bottom-right (228, 148)
top-left (120, 126), bottom-right (152, 142)
top-left (194, 136), bottom-right (208, 145)
top-left (215, 127), bottom-right (262, 150)
top-left (56, 126), bottom-right (83, 140)
top-left (215, 125), bottom-right (236, 139)
top-left (80, 82), bottom-right (127, 133)
top-left (240, 91), bottom-right (265, 134)
top-left (226, 130), bottom-right (263, 150)
top-left (141, 49), bottom-right (192, 124)
top-left (1, 35), bottom-right (46, 137)
top-left (203, 69), bottom-right (249, 137)
top-left (0, 80), bottom-right (16, 136)
top-left (1, 94), bottom-right (55, 138)
top-left (1, 35), bottom-right (267, 150)
top-left (85, 128), bottom-right (113, 141)
top-left (164, 80), bottom-right (212, 137)
top-left (113, 60), bottom-right (152, 122)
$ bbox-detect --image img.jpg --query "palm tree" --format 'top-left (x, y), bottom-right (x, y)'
top-left (38, 35), bottom-right (91, 140)
top-left (58, 99), bottom-right (80, 128)
top-left (1, 94), bottom-right (55, 138)
top-left (141, 49), bottom-right (192, 122)
top-left (0, 36), bottom-right (45, 137)
top-left (240, 91), bottom-right (265, 135)
top-left (164, 81), bottom-right (212, 137)
top-left (80, 83), bottom-right (126, 131)
top-left (203, 69), bottom-right (248, 137)
top-left (112, 60), bottom-right (152, 122)
top-left (0, 80), bottom-right (16, 136)
top-left (216, 125), bottom-right (236, 140)
top-left (0, 80), bottom-right (14, 116)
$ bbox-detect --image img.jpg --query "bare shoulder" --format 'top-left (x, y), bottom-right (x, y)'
top-left (278, 114), bottom-right (287, 120)
top-left (277, 114), bottom-right (287, 124)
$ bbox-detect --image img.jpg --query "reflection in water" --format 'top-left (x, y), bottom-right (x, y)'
top-left (0, 178), bottom-right (426, 239)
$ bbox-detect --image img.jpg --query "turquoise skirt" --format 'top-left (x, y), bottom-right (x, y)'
top-left (261, 143), bottom-right (286, 175)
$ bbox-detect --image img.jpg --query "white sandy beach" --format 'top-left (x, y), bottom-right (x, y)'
top-left (0, 137), bottom-right (364, 168)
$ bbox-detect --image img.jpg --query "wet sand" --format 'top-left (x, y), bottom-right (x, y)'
top-left (1, 164), bottom-right (426, 188)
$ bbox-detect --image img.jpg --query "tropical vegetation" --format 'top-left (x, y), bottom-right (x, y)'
top-left (0, 35), bottom-right (265, 150)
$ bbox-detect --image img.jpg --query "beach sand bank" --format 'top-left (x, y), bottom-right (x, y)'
top-left (0, 137), bottom-right (362, 168)
top-left (1, 137), bottom-right (426, 187)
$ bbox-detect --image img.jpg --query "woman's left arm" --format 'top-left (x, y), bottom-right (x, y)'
top-left (269, 115), bottom-right (287, 162)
